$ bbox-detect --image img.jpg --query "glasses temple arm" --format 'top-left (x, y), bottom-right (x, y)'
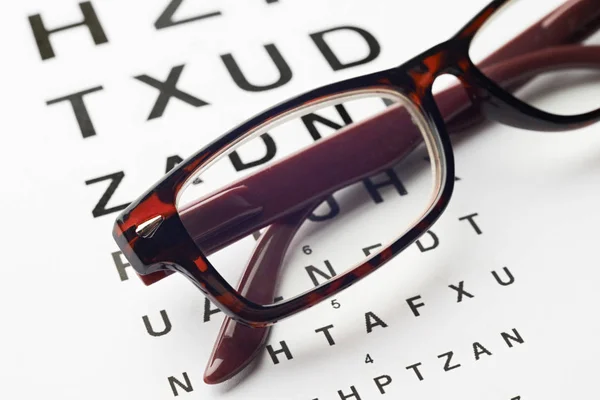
top-left (202, 201), bottom-right (321, 384)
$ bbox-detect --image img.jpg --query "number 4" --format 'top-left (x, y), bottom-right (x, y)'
top-left (365, 354), bottom-right (374, 364)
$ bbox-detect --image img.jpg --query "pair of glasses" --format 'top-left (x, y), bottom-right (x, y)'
top-left (113, 0), bottom-right (600, 385)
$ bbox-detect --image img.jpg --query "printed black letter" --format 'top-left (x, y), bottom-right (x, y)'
top-left (112, 251), bottom-right (131, 281)
top-left (222, 44), bottom-right (292, 92)
top-left (406, 363), bottom-right (424, 381)
top-left (135, 65), bottom-right (209, 120)
top-left (315, 325), bottom-right (336, 346)
top-left (416, 231), bottom-right (439, 252)
top-left (85, 172), bottom-right (130, 218)
top-left (46, 86), bottom-right (104, 139)
top-left (143, 310), bottom-right (172, 337)
top-left (438, 351), bottom-right (461, 372)
top-left (29, 2), bottom-right (108, 60)
top-left (449, 281), bottom-right (474, 303)
top-left (501, 328), bottom-right (525, 348)
top-left (305, 261), bottom-right (337, 286)
top-left (363, 244), bottom-right (382, 256)
top-left (266, 341), bottom-right (293, 364)
top-left (492, 267), bottom-right (515, 286)
top-left (168, 372), bottom-right (193, 396)
top-left (407, 296), bottom-right (425, 317)
top-left (309, 196), bottom-right (340, 222)
top-left (459, 213), bottom-right (482, 235)
top-left (203, 298), bottom-right (221, 322)
top-left (374, 375), bottom-right (392, 394)
top-left (365, 311), bottom-right (388, 333)
top-left (473, 342), bottom-right (492, 360)
top-left (155, 0), bottom-right (221, 30)
top-left (338, 386), bottom-right (361, 400)
top-left (166, 155), bottom-right (184, 173)
top-left (301, 104), bottom-right (352, 141)
top-left (363, 170), bottom-right (407, 204)
top-left (229, 134), bottom-right (277, 172)
top-left (310, 26), bottom-right (381, 71)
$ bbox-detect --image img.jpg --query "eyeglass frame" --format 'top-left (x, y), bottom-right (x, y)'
top-left (113, 0), bottom-right (600, 328)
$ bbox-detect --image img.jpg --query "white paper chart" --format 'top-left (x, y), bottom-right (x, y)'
top-left (1, 1), bottom-right (599, 399)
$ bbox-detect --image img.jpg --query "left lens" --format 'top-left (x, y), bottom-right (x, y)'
top-left (176, 89), bottom-right (443, 306)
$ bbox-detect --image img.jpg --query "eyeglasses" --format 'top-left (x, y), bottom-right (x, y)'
top-left (113, 0), bottom-right (600, 385)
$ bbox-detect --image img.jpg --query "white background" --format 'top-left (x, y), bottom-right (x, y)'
top-left (1, 0), bottom-right (599, 399)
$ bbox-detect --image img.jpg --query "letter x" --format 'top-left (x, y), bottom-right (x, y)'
top-left (449, 281), bottom-right (474, 303)
top-left (135, 64), bottom-right (209, 120)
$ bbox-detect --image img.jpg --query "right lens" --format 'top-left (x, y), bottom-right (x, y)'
top-left (469, 0), bottom-right (600, 116)
top-left (176, 89), bottom-right (443, 306)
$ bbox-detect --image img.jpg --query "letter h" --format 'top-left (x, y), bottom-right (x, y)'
top-left (29, 1), bottom-right (108, 60)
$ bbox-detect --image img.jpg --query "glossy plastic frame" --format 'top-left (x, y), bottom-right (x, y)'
top-left (113, 0), bottom-right (600, 328)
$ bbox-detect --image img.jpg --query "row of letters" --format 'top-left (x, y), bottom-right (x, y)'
top-left (30, 0), bottom-right (281, 61)
top-left (47, 27), bottom-right (379, 139)
top-left (40, 1), bottom-right (381, 139)
top-left (137, 264), bottom-right (515, 339)
top-left (166, 327), bottom-right (524, 398)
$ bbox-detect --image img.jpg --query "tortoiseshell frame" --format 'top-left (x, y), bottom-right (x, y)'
top-left (113, 0), bottom-right (600, 328)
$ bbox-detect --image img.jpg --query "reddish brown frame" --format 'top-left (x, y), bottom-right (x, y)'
top-left (113, 0), bottom-right (600, 328)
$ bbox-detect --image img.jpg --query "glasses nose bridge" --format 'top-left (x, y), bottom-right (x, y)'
top-left (406, 40), bottom-right (471, 93)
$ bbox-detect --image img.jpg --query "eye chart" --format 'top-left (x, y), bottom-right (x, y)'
top-left (1, 1), bottom-right (600, 399)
